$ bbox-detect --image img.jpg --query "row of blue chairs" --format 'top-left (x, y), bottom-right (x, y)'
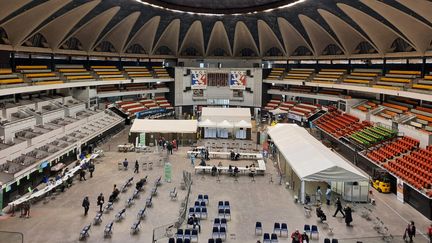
top-left (207, 239), bottom-right (222, 243)
top-left (168, 238), bottom-right (190, 243)
top-left (217, 208), bottom-right (231, 220)
top-left (263, 233), bottom-right (278, 243)
top-left (304, 224), bottom-right (319, 239)
top-left (175, 229), bottom-right (198, 242)
top-left (213, 218), bottom-right (227, 229)
top-left (197, 194), bottom-right (209, 204)
top-left (217, 201), bottom-right (230, 210)
top-left (324, 239), bottom-right (338, 243)
top-left (194, 201), bottom-right (207, 208)
top-left (211, 226), bottom-right (227, 240)
top-left (188, 207), bottom-right (208, 219)
top-left (255, 222), bottom-right (288, 237)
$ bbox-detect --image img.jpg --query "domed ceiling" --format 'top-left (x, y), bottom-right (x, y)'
top-left (0, 0), bottom-right (431, 59)
top-left (141, 0), bottom-right (299, 14)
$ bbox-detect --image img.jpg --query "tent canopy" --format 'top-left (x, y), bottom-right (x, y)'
top-left (234, 120), bottom-right (252, 128)
top-left (267, 124), bottom-right (368, 182)
top-left (201, 107), bottom-right (251, 123)
top-left (130, 119), bottom-right (198, 133)
top-left (217, 120), bottom-right (234, 128)
top-left (198, 119), bottom-right (217, 128)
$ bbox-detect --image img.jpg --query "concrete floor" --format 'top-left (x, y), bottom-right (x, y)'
top-left (0, 126), bottom-right (431, 243)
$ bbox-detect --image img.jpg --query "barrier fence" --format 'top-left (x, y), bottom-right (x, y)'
top-left (152, 171), bottom-right (192, 242)
top-left (0, 231), bottom-right (23, 243)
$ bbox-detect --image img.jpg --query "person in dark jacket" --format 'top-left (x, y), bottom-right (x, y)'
top-left (404, 221), bottom-right (416, 242)
top-left (88, 162), bottom-right (95, 178)
top-left (134, 160), bottom-right (139, 173)
top-left (344, 205), bottom-right (353, 226)
top-left (97, 193), bottom-right (104, 212)
top-left (301, 231), bottom-right (309, 243)
top-left (79, 168), bottom-right (86, 181)
top-left (333, 197), bottom-right (345, 217)
top-left (82, 196), bottom-right (90, 216)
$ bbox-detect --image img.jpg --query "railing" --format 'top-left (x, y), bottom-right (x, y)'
top-left (152, 171), bottom-right (192, 242)
top-left (0, 231), bottom-right (24, 243)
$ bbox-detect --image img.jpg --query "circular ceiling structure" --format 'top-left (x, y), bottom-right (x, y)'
top-left (138, 0), bottom-right (301, 14)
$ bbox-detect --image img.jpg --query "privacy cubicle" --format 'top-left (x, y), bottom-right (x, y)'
top-left (199, 107), bottom-right (252, 139)
top-left (268, 124), bottom-right (369, 203)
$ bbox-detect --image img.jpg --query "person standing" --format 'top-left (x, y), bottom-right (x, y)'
top-left (316, 186), bottom-right (322, 204)
top-left (82, 196), bottom-right (90, 216)
top-left (123, 158), bottom-right (128, 170)
top-left (301, 231), bottom-right (309, 243)
top-left (325, 185), bottom-right (331, 205)
top-left (167, 142), bottom-right (173, 155)
top-left (291, 229), bottom-right (302, 243)
top-left (404, 221), bottom-right (416, 242)
top-left (333, 197), bottom-right (345, 217)
top-left (88, 162), bottom-right (95, 178)
top-left (134, 160), bottom-right (139, 173)
top-left (344, 205), bottom-right (353, 226)
top-left (79, 168), bottom-right (86, 181)
top-left (97, 193), bottom-right (104, 212)
top-left (190, 154), bottom-right (195, 166)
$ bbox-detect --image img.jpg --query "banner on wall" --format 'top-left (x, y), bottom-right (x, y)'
top-left (191, 70), bottom-right (207, 89)
top-left (396, 177), bottom-right (404, 203)
top-left (229, 70), bottom-right (247, 89)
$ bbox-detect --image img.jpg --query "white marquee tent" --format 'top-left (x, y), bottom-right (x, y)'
top-left (267, 124), bottom-right (368, 202)
top-left (131, 119), bottom-right (198, 133)
top-left (200, 107), bottom-right (252, 139)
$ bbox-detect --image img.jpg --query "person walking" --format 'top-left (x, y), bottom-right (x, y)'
top-left (134, 160), bottom-right (139, 173)
top-left (97, 193), bottom-right (105, 213)
top-left (88, 162), bottom-right (95, 178)
top-left (167, 142), bottom-right (173, 155)
top-left (325, 185), bottom-right (331, 205)
top-left (333, 197), bottom-right (345, 217)
top-left (403, 221), bottom-right (416, 242)
top-left (82, 196), bottom-right (90, 216)
top-left (316, 186), bottom-right (322, 204)
top-left (344, 205), bottom-right (353, 226)
top-left (79, 168), bottom-right (86, 181)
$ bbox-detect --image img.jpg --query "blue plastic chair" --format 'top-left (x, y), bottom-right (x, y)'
top-left (255, 222), bottom-right (263, 235)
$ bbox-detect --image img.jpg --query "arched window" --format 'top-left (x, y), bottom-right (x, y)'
top-left (292, 46), bottom-right (312, 56)
top-left (154, 46), bottom-right (173, 55)
top-left (239, 48), bottom-right (257, 57)
top-left (181, 47), bottom-right (199, 56)
top-left (126, 44), bottom-right (146, 54)
top-left (322, 44), bottom-right (343, 55)
top-left (353, 41), bottom-right (377, 54)
top-left (391, 38), bottom-right (415, 52)
top-left (265, 47), bottom-right (283, 56)
top-left (211, 48), bottom-right (228, 56)
top-left (23, 33), bottom-right (48, 48)
top-left (0, 28), bottom-right (9, 45)
top-left (60, 37), bottom-right (83, 50)
top-left (94, 41), bottom-right (116, 52)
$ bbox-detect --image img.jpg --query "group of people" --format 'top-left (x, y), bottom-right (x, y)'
top-left (230, 150), bottom-right (241, 161)
top-left (158, 137), bottom-right (177, 155)
top-left (82, 184), bottom-right (121, 216)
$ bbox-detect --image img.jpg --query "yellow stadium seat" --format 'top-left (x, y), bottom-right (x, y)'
top-left (412, 84), bottom-right (432, 90)
top-left (26, 73), bottom-right (56, 78)
top-left (96, 71), bottom-right (122, 75)
top-left (16, 65), bottom-right (48, 70)
top-left (0, 78), bottom-right (23, 84)
top-left (380, 77), bottom-right (411, 83)
top-left (34, 81), bottom-right (63, 85)
top-left (372, 85), bottom-right (401, 90)
top-left (343, 79), bottom-right (370, 84)
top-left (388, 70), bottom-right (421, 75)
top-left (67, 75), bottom-right (94, 80)
top-left (58, 68), bottom-right (88, 72)
top-left (91, 66), bottom-right (117, 69)
top-left (0, 69), bottom-right (12, 74)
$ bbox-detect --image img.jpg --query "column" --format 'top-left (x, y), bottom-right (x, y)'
top-left (300, 180), bottom-right (306, 204)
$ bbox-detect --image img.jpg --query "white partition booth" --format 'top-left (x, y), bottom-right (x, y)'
top-left (199, 107), bottom-right (252, 139)
top-left (268, 124), bottom-right (369, 203)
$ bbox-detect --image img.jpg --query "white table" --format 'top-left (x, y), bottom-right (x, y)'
top-left (7, 153), bottom-right (100, 208)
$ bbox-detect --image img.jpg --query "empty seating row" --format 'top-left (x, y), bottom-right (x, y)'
top-left (91, 65), bottom-right (125, 81)
top-left (312, 69), bottom-right (346, 83)
top-left (266, 68), bottom-right (285, 80)
top-left (342, 69), bottom-right (381, 85)
top-left (366, 136), bottom-right (419, 164)
top-left (284, 68), bottom-right (314, 81)
top-left (56, 64), bottom-right (94, 81)
top-left (16, 65), bottom-right (63, 85)
top-left (153, 66), bottom-right (170, 78)
top-left (314, 111), bottom-right (369, 138)
top-left (349, 126), bottom-right (397, 148)
top-left (0, 68), bottom-right (24, 85)
top-left (124, 66), bottom-right (152, 78)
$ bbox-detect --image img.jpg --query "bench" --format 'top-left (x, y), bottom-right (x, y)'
top-left (115, 208), bottom-right (126, 221)
top-left (151, 187), bottom-right (158, 196)
top-left (146, 196), bottom-right (153, 207)
top-left (93, 212), bottom-right (103, 225)
top-left (170, 187), bottom-right (177, 200)
top-left (125, 197), bottom-right (134, 208)
top-left (103, 202), bottom-right (113, 212)
top-left (137, 207), bottom-right (146, 220)
top-left (104, 222), bottom-right (114, 238)
top-left (79, 224), bottom-right (91, 241)
top-left (130, 220), bottom-right (141, 234)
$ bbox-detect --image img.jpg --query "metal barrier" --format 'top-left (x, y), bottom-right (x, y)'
top-left (0, 231), bottom-right (24, 243)
top-left (333, 234), bottom-right (406, 242)
top-left (152, 171), bottom-right (192, 242)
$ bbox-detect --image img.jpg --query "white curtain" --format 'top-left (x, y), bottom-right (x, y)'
top-left (204, 128), bottom-right (217, 138)
top-left (235, 129), bottom-right (246, 139)
top-left (217, 128), bottom-right (229, 138)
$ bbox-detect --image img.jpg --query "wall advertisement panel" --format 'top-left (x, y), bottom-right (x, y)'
top-left (230, 71), bottom-right (247, 89)
top-left (397, 177), bottom-right (404, 203)
top-left (191, 70), bottom-right (207, 89)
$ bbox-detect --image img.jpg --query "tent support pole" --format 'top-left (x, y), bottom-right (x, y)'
top-left (300, 180), bottom-right (305, 204)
